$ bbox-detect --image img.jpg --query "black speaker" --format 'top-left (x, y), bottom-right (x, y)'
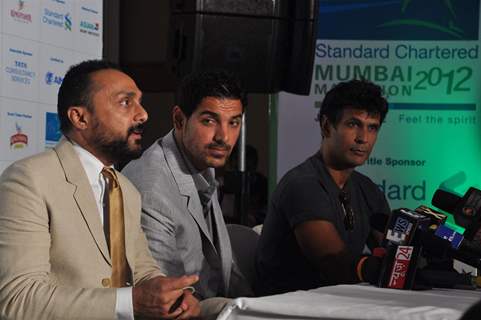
top-left (119, 0), bottom-right (318, 94)
top-left (119, 1), bottom-right (176, 91)
top-left (170, 0), bottom-right (318, 94)
top-left (281, 1), bottom-right (318, 94)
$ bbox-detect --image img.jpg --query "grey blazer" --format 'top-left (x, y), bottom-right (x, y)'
top-left (122, 130), bottom-right (252, 299)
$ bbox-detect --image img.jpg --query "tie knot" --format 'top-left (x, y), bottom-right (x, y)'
top-left (102, 167), bottom-right (119, 188)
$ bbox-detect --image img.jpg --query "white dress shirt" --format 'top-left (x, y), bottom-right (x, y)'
top-left (72, 143), bottom-right (134, 320)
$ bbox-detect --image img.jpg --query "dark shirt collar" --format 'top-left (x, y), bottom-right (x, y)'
top-left (315, 151), bottom-right (352, 195)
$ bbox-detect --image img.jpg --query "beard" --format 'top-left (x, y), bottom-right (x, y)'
top-left (92, 123), bottom-right (145, 164)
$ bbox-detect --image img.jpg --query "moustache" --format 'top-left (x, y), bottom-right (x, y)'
top-left (351, 147), bottom-right (368, 152)
top-left (207, 141), bottom-right (231, 151)
top-left (128, 123), bottom-right (145, 135)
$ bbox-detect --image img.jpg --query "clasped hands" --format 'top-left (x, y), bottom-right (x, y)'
top-left (133, 275), bottom-right (201, 319)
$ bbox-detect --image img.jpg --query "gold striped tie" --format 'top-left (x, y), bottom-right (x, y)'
top-left (101, 167), bottom-right (131, 287)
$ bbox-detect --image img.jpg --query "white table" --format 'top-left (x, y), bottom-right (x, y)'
top-left (217, 284), bottom-right (481, 320)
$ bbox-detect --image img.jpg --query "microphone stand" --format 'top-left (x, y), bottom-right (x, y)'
top-left (237, 111), bottom-right (250, 226)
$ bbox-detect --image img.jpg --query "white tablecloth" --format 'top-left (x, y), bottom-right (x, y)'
top-left (217, 284), bottom-right (481, 320)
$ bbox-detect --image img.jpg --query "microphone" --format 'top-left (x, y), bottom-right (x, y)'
top-left (370, 212), bottom-right (389, 234)
top-left (415, 269), bottom-right (480, 290)
top-left (434, 224), bottom-right (481, 253)
top-left (415, 202), bottom-right (481, 268)
top-left (386, 209), bottom-right (481, 270)
top-left (376, 209), bottom-right (429, 289)
top-left (432, 225), bottom-right (481, 269)
top-left (416, 227), bottom-right (481, 269)
top-left (382, 208), bottom-right (430, 246)
top-left (432, 189), bottom-right (462, 214)
top-left (432, 187), bottom-right (481, 241)
top-left (371, 208), bottom-right (481, 289)
top-left (414, 205), bottom-right (447, 226)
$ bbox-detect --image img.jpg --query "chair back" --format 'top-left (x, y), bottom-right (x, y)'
top-left (227, 224), bottom-right (260, 287)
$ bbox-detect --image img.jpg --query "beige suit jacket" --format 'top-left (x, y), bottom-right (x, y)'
top-left (0, 139), bottom-right (163, 320)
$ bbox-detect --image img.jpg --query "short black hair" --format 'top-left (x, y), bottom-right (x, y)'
top-left (175, 70), bottom-right (246, 117)
top-left (317, 79), bottom-right (388, 127)
top-left (58, 59), bottom-right (120, 134)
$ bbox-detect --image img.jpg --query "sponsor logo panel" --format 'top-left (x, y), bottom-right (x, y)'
top-left (2, 0), bottom-right (40, 40)
top-left (40, 0), bottom-right (73, 48)
top-left (74, 0), bottom-right (102, 55)
top-left (2, 35), bottom-right (39, 101)
top-left (44, 111), bottom-right (61, 149)
top-left (36, 104), bottom-right (62, 151)
top-left (38, 44), bottom-right (74, 104)
top-left (0, 98), bottom-right (37, 160)
top-left (1, 0), bottom-right (103, 165)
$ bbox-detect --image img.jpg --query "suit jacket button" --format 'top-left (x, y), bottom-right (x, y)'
top-left (102, 278), bottom-right (111, 287)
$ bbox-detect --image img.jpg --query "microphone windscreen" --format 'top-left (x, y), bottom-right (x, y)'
top-left (416, 229), bottom-right (451, 258)
top-left (432, 189), bottom-right (461, 213)
top-left (370, 213), bottom-right (389, 233)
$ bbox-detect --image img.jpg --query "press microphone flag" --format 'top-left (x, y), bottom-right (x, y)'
top-left (377, 209), bottom-right (429, 290)
top-left (432, 187), bottom-right (481, 250)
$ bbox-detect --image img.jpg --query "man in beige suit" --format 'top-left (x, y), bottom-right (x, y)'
top-left (0, 60), bottom-right (200, 319)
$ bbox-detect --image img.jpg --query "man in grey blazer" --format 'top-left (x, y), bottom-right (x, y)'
top-left (123, 70), bottom-right (253, 316)
top-left (0, 60), bottom-right (200, 319)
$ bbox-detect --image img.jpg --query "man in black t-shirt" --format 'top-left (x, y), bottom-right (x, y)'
top-left (255, 79), bottom-right (390, 296)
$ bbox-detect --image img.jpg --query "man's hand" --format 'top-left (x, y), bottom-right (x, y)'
top-left (295, 220), bottom-right (358, 285)
top-left (175, 290), bottom-right (201, 319)
top-left (132, 275), bottom-right (199, 319)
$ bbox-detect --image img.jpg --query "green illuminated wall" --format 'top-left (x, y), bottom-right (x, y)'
top-left (276, 1), bottom-right (481, 212)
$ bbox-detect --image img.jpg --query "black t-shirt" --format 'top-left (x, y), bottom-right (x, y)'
top-left (255, 153), bottom-right (390, 295)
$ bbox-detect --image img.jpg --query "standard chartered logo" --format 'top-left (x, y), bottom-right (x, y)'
top-left (64, 13), bottom-right (72, 30)
top-left (42, 8), bottom-right (71, 31)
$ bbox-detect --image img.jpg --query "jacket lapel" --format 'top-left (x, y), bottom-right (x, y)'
top-left (161, 131), bottom-right (215, 247)
top-left (54, 139), bottom-right (111, 265)
top-left (212, 191), bottom-right (232, 294)
top-left (117, 173), bottom-right (135, 275)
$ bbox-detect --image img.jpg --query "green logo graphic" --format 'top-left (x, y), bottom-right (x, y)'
top-left (379, 0), bottom-right (464, 39)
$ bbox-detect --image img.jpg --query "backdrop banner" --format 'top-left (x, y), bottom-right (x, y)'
top-left (276, 0), bottom-right (481, 210)
top-left (0, 0), bottom-right (103, 172)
